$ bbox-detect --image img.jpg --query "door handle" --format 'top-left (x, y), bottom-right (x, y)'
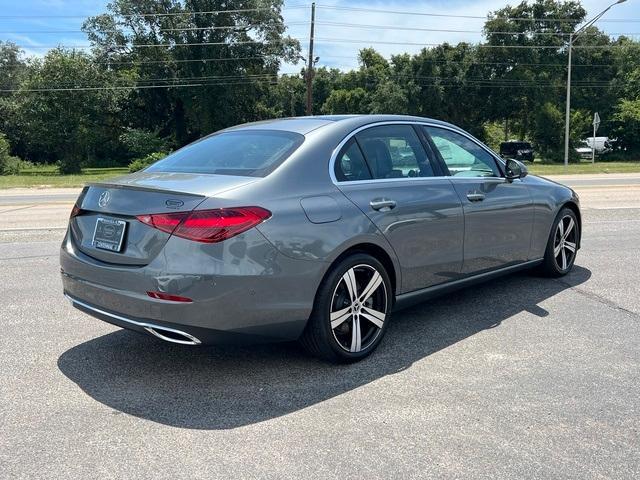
top-left (370, 198), bottom-right (397, 211)
top-left (466, 192), bottom-right (485, 202)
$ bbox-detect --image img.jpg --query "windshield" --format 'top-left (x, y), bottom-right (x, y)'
top-left (146, 130), bottom-right (304, 177)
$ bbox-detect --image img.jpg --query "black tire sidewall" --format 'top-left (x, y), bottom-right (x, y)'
top-left (314, 253), bottom-right (393, 362)
top-left (543, 208), bottom-right (579, 276)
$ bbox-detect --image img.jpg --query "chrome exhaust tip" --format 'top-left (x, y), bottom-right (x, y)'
top-left (144, 326), bottom-right (201, 345)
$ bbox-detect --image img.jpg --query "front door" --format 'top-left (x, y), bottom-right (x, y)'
top-left (423, 125), bottom-right (534, 274)
top-left (333, 124), bottom-right (464, 292)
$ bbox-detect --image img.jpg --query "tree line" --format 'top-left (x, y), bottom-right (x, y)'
top-left (0, 0), bottom-right (639, 174)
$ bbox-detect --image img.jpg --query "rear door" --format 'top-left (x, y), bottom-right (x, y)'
top-left (333, 124), bottom-right (464, 293)
top-left (423, 125), bottom-right (534, 274)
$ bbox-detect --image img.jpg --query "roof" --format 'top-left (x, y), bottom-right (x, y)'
top-left (225, 114), bottom-right (457, 135)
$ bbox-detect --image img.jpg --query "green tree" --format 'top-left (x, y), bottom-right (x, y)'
top-left (321, 87), bottom-right (368, 114)
top-left (13, 49), bottom-right (129, 172)
top-left (119, 128), bottom-right (171, 159)
top-left (0, 42), bottom-right (27, 157)
top-left (532, 102), bottom-right (565, 161)
top-left (612, 99), bottom-right (640, 155)
top-left (83, 0), bottom-right (300, 145)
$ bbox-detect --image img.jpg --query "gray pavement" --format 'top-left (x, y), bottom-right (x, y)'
top-left (1, 179), bottom-right (639, 479)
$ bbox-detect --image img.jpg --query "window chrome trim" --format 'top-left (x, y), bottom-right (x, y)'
top-left (329, 120), bottom-right (505, 186)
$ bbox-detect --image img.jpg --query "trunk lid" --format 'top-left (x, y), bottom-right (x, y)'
top-left (71, 172), bottom-right (256, 265)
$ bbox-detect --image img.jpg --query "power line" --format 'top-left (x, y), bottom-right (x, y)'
top-left (2, 78), bottom-right (615, 93)
top-left (315, 4), bottom-right (638, 23)
top-left (11, 39), bottom-right (300, 49)
top-left (4, 73), bottom-right (281, 88)
top-left (0, 5), bottom-right (311, 19)
top-left (314, 21), bottom-right (638, 37)
top-left (314, 37), bottom-right (627, 49)
top-left (99, 55), bottom-right (278, 66)
top-left (2, 68), bottom-right (616, 90)
top-left (319, 54), bottom-right (615, 68)
top-left (5, 22), bottom-right (639, 37)
top-left (0, 78), bottom-right (280, 93)
top-left (11, 36), bottom-right (628, 51)
top-left (0, 22), bottom-right (310, 35)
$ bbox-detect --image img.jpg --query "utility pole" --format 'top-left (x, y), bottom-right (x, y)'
top-left (564, 0), bottom-right (627, 168)
top-left (563, 33), bottom-right (573, 169)
top-left (305, 2), bottom-right (316, 116)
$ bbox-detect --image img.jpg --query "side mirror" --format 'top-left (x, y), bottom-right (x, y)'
top-left (505, 158), bottom-right (528, 181)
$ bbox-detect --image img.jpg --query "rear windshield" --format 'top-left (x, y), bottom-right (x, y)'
top-left (145, 130), bottom-right (304, 177)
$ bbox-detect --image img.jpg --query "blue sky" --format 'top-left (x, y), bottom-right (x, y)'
top-left (2, 0), bottom-right (639, 73)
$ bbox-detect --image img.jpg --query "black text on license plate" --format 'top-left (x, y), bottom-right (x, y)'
top-left (92, 217), bottom-right (127, 252)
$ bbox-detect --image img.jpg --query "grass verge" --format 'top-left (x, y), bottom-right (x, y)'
top-left (528, 161), bottom-right (640, 175)
top-left (1, 162), bottom-right (640, 189)
top-left (0, 167), bottom-right (128, 188)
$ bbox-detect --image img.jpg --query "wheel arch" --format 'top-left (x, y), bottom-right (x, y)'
top-left (327, 243), bottom-right (399, 298)
top-left (561, 201), bottom-right (582, 248)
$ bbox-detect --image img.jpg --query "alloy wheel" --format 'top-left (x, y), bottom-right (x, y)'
top-left (554, 215), bottom-right (578, 271)
top-left (330, 264), bottom-right (388, 353)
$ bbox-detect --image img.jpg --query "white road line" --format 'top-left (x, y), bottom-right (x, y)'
top-left (0, 226), bottom-right (67, 232)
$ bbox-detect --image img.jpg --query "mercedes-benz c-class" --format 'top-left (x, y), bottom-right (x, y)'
top-left (61, 115), bottom-right (581, 362)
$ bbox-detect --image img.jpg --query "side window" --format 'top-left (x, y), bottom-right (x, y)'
top-left (424, 126), bottom-right (501, 178)
top-left (355, 125), bottom-right (436, 179)
top-left (334, 138), bottom-right (372, 182)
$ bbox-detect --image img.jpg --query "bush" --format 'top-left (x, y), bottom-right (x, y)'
top-left (128, 151), bottom-right (167, 172)
top-left (0, 132), bottom-right (27, 175)
top-left (1, 156), bottom-right (22, 175)
top-left (57, 156), bottom-right (83, 174)
top-left (120, 129), bottom-right (170, 159)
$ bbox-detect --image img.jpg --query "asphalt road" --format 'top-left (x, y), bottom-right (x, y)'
top-left (1, 177), bottom-right (639, 479)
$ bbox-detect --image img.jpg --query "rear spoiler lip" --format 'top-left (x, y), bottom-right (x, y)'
top-left (85, 182), bottom-right (206, 198)
top-left (85, 177), bottom-right (260, 198)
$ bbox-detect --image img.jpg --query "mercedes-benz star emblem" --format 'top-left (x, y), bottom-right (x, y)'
top-left (98, 191), bottom-right (111, 208)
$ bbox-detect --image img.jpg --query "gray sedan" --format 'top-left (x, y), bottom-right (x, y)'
top-left (61, 115), bottom-right (581, 362)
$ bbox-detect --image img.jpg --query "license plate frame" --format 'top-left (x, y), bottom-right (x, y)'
top-left (92, 217), bottom-right (127, 252)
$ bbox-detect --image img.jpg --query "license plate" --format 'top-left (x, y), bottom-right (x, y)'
top-left (92, 217), bottom-right (127, 252)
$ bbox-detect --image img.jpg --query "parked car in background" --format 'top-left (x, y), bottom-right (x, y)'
top-left (575, 140), bottom-right (593, 159)
top-left (576, 137), bottom-right (613, 158)
top-left (500, 141), bottom-right (535, 161)
top-left (61, 115), bottom-right (581, 363)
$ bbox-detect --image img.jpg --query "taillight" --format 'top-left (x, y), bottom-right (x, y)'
top-left (70, 205), bottom-right (82, 218)
top-left (136, 207), bottom-right (271, 243)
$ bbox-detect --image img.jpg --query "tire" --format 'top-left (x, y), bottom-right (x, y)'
top-left (539, 207), bottom-right (579, 277)
top-left (300, 253), bottom-right (393, 363)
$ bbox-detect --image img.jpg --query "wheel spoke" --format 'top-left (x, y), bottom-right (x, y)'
top-left (330, 306), bottom-right (352, 329)
top-left (558, 219), bottom-right (565, 237)
top-left (350, 316), bottom-right (361, 352)
top-left (564, 241), bottom-right (576, 253)
top-left (359, 271), bottom-right (382, 302)
top-left (342, 269), bottom-right (358, 302)
top-left (561, 248), bottom-right (567, 270)
top-left (563, 218), bottom-right (575, 240)
top-left (554, 242), bottom-right (563, 257)
top-left (360, 308), bottom-right (385, 329)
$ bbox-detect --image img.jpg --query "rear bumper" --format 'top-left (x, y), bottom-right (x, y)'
top-left (60, 227), bottom-right (328, 345)
top-left (65, 293), bottom-right (202, 345)
top-left (64, 292), bottom-right (273, 345)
